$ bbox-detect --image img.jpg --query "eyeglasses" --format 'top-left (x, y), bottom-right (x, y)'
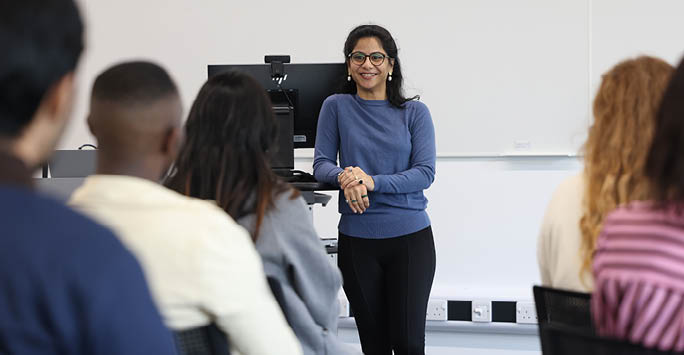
top-left (348, 51), bottom-right (390, 66)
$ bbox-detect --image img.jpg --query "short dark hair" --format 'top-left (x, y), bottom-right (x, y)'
top-left (92, 61), bottom-right (178, 104)
top-left (342, 24), bottom-right (418, 108)
top-left (645, 56), bottom-right (684, 202)
top-left (0, 0), bottom-right (84, 137)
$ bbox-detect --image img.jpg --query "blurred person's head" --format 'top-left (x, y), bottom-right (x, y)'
top-left (0, 0), bottom-right (84, 168)
top-left (88, 61), bottom-right (182, 181)
top-left (645, 56), bottom-right (684, 204)
top-left (580, 56), bottom-right (674, 281)
top-left (165, 70), bottom-right (296, 240)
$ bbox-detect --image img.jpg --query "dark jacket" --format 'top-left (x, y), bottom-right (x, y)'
top-left (0, 152), bottom-right (176, 355)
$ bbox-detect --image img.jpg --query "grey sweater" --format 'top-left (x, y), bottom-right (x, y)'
top-left (237, 191), bottom-right (359, 355)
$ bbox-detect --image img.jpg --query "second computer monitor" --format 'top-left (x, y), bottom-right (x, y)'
top-left (207, 63), bottom-right (346, 149)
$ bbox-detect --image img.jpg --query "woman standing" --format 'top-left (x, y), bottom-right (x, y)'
top-left (313, 24), bottom-right (436, 355)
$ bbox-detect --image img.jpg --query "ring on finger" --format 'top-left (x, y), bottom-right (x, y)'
top-left (361, 194), bottom-right (368, 198)
top-left (351, 199), bottom-right (357, 203)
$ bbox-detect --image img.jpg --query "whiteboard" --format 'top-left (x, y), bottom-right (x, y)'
top-left (397, 1), bottom-right (590, 156)
top-left (65, 0), bottom-right (589, 156)
top-left (591, 0), bottom-right (684, 93)
top-left (64, 0), bottom-right (684, 155)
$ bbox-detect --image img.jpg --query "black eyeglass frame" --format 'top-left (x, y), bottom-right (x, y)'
top-left (347, 51), bottom-right (392, 66)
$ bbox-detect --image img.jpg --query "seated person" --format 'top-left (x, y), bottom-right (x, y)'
top-left (0, 1), bottom-right (175, 354)
top-left (68, 61), bottom-right (301, 355)
top-left (165, 71), bottom-right (359, 355)
top-left (537, 56), bottom-right (673, 292)
top-left (592, 56), bottom-right (684, 352)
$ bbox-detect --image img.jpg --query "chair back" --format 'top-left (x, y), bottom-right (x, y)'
top-left (174, 323), bottom-right (230, 355)
top-left (533, 285), bottom-right (593, 354)
top-left (533, 285), bottom-right (592, 329)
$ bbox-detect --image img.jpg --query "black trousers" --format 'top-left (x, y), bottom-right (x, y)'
top-left (338, 226), bottom-right (436, 355)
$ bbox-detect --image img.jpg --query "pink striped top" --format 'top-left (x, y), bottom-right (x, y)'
top-left (592, 201), bottom-right (684, 351)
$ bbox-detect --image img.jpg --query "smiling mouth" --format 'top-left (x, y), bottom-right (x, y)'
top-left (360, 73), bottom-right (377, 79)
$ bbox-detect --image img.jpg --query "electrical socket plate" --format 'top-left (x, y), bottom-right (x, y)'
top-left (472, 300), bottom-right (492, 322)
top-left (516, 301), bottom-right (537, 324)
top-left (426, 299), bottom-right (447, 321)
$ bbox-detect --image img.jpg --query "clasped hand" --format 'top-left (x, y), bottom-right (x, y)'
top-left (338, 166), bottom-right (375, 214)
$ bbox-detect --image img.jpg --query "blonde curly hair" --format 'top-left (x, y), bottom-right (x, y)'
top-left (579, 56), bottom-right (673, 284)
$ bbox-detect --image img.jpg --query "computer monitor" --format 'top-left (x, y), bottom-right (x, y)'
top-left (48, 150), bottom-right (97, 178)
top-left (207, 63), bottom-right (346, 149)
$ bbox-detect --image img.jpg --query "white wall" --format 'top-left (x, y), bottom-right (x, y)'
top-left (302, 156), bottom-right (582, 301)
top-left (60, 2), bottom-right (684, 352)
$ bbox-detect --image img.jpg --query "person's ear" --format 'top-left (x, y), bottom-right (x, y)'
top-left (86, 114), bottom-right (96, 136)
top-left (43, 73), bottom-right (75, 126)
top-left (161, 126), bottom-right (182, 161)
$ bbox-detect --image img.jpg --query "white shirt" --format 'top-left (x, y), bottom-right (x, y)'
top-left (537, 173), bottom-right (593, 292)
top-left (69, 175), bottom-right (302, 355)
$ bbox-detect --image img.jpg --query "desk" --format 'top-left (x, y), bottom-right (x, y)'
top-left (34, 177), bottom-right (85, 202)
top-left (290, 181), bottom-right (337, 192)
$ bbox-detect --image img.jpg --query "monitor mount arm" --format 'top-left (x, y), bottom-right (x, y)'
top-left (265, 55), bottom-right (294, 109)
top-left (265, 55), bottom-right (290, 79)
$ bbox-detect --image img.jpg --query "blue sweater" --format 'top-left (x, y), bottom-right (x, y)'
top-left (313, 94), bottom-right (436, 238)
top-left (0, 186), bottom-right (176, 355)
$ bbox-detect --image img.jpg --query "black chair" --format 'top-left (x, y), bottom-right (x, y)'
top-left (534, 285), bottom-right (593, 354)
top-left (174, 323), bottom-right (230, 355)
top-left (533, 285), bottom-right (592, 329)
top-left (540, 323), bottom-right (682, 355)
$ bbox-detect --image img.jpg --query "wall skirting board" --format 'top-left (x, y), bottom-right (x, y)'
top-left (337, 318), bottom-right (541, 355)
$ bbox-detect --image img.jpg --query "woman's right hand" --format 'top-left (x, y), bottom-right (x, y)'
top-left (338, 166), bottom-right (375, 191)
top-left (344, 184), bottom-right (369, 214)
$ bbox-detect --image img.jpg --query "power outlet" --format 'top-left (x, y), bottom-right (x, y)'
top-left (516, 301), bottom-right (537, 324)
top-left (426, 299), bottom-right (447, 321)
top-left (472, 300), bottom-right (492, 322)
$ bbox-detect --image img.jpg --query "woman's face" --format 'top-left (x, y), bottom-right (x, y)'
top-left (347, 36), bottom-right (394, 99)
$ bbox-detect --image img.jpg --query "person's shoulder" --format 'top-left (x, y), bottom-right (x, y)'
top-left (553, 174), bottom-right (584, 199)
top-left (257, 189), bottom-right (322, 257)
top-left (323, 93), bottom-right (354, 106)
top-left (260, 189), bottom-right (315, 240)
top-left (0, 186), bottom-right (131, 268)
top-left (542, 173), bottom-right (584, 224)
top-left (403, 98), bottom-right (428, 111)
top-left (172, 191), bottom-right (249, 238)
top-left (604, 200), bottom-right (672, 226)
top-left (402, 98), bottom-right (429, 114)
top-left (269, 189), bottom-right (310, 222)
top-left (403, 99), bottom-right (432, 123)
top-left (2, 186), bottom-right (116, 243)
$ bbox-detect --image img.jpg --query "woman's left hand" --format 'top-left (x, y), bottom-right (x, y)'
top-left (343, 184), bottom-right (370, 213)
top-left (339, 166), bottom-right (375, 191)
